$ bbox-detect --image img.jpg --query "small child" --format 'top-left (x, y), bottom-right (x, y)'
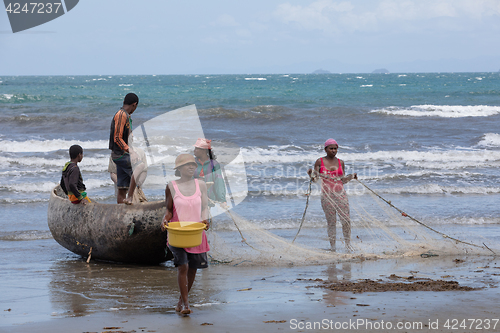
top-left (60, 145), bottom-right (89, 204)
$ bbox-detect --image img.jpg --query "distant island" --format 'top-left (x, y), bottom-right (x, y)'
top-left (372, 68), bottom-right (390, 74)
top-left (312, 69), bottom-right (331, 74)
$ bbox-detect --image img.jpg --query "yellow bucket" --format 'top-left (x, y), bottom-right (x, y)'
top-left (166, 222), bottom-right (205, 248)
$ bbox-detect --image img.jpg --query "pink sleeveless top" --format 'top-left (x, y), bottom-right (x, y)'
top-left (170, 179), bottom-right (210, 253)
top-left (319, 158), bottom-right (344, 192)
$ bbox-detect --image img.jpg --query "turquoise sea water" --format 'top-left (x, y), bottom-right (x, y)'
top-left (1, 72), bottom-right (500, 328)
top-left (2, 73), bottom-right (500, 220)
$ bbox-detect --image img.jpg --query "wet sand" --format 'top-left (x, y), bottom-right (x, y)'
top-left (2, 253), bottom-right (500, 333)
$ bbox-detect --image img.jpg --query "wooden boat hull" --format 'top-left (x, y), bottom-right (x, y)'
top-left (48, 186), bottom-right (169, 264)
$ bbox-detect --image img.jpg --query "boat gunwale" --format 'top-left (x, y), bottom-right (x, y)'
top-left (50, 186), bottom-right (166, 210)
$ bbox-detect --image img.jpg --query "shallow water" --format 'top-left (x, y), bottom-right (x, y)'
top-left (2, 73), bottom-right (500, 330)
top-left (2, 238), bottom-right (499, 330)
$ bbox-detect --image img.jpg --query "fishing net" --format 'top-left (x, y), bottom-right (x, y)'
top-left (206, 176), bottom-right (496, 266)
top-left (130, 105), bottom-right (495, 266)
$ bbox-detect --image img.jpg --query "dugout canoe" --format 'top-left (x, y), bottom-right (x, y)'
top-left (48, 185), bottom-right (170, 264)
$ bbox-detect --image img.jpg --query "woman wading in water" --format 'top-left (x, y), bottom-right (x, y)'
top-left (161, 154), bottom-right (209, 315)
top-left (308, 139), bottom-right (357, 251)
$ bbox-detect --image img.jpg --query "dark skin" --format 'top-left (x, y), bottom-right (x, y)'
top-left (71, 152), bottom-right (86, 205)
top-left (161, 162), bottom-right (209, 315)
top-left (307, 144), bottom-right (357, 182)
top-left (308, 143), bottom-right (356, 251)
top-left (194, 147), bottom-right (210, 164)
top-left (118, 102), bottom-right (139, 205)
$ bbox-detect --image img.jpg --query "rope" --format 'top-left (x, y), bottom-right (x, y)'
top-left (354, 178), bottom-right (496, 254)
top-left (292, 178), bottom-right (313, 243)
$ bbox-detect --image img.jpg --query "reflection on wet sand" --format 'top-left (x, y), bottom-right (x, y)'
top-left (322, 263), bottom-right (352, 306)
top-left (48, 260), bottom-right (180, 316)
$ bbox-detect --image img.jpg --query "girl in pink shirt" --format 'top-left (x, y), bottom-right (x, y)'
top-left (161, 154), bottom-right (209, 315)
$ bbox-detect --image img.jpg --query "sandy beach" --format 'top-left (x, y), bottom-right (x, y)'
top-left (2, 73), bottom-right (500, 333)
top-left (2, 250), bottom-right (499, 333)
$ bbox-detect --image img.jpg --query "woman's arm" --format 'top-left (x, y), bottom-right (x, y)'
top-left (161, 183), bottom-right (174, 230)
top-left (340, 160), bottom-right (357, 184)
top-left (307, 158), bottom-right (321, 181)
top-left (199, 180), bottom-right (209, 229)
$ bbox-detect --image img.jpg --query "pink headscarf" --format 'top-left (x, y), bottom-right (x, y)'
top-left (194, 138), bottom-right (212, 150)
top-left (324, 138), bottom-right (338, 147)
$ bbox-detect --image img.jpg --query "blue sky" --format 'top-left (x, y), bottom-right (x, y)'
top-left (1, 0), bottom-right (500, 74)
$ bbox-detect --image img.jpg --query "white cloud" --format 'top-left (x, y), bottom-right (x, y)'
top-left (273, 0), bottom-right (500, 34)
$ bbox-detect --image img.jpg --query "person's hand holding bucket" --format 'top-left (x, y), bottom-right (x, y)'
top-left (202, 219), bottom-right (210, 230)
top-left (161, 212), bottom-right (172, 232)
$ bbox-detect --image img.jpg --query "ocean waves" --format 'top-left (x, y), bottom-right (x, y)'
top-left (377, 184), bottom-right (500, 195)
top-left (2, 138), bottom-right (500, 175)
top-left (246, 184), bottom-right (500, 197)
top-left (1, 74), bottom-right (500, 224)
top-left (241, 144), bottom-right (500, 170)
top-left (372, 105), bottom-right (500, 118)
top-left (478, 133), bottom-right (500, 147)
top-left (0, 138), bottom-right (108, 153)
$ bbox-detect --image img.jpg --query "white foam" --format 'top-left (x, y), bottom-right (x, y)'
top-left (1, 181), bottom-right (60, 193)
top-left (0, 155), bottom-right (111, 171)
top-left (1, 178), bottom-right (112, 193)
top-left (241, 145), bottom-right (317, 164)
top-left (245, 182), bottom-right (500, 197)
top-left (477, 133), bottom-right (500, 147)
top-left (241, 146), bottom-right (500, 171)
top-left (373, 105), bottom-right (500, 118)
top-left (1, 94), bottom-right (13, 100)
top-left (398, 74), bottom-right (407, 77)
top-left (372, 170), bottom-right (483, 181)
top-left (119, 84), bottom-right (133, 86)
top-left (380, 184), bottom-right (500, 195)
top-left (0, 139), bottom-right (108, 153)
top-left (360, 84), bottom-right (373, 87)
top-left (2, 142), bottom-right (499, 176)
top-left (347, 149), bottom-right (500, 170)
top-left (245, 78), bottom-right (267, 81)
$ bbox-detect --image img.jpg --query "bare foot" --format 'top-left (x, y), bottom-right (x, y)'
top-left (175, 298), bottom-right (182, 312)
top-left (180, 307), bottom-right (192, 315)
top-left (123, 198), bottom-right (132, 205)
